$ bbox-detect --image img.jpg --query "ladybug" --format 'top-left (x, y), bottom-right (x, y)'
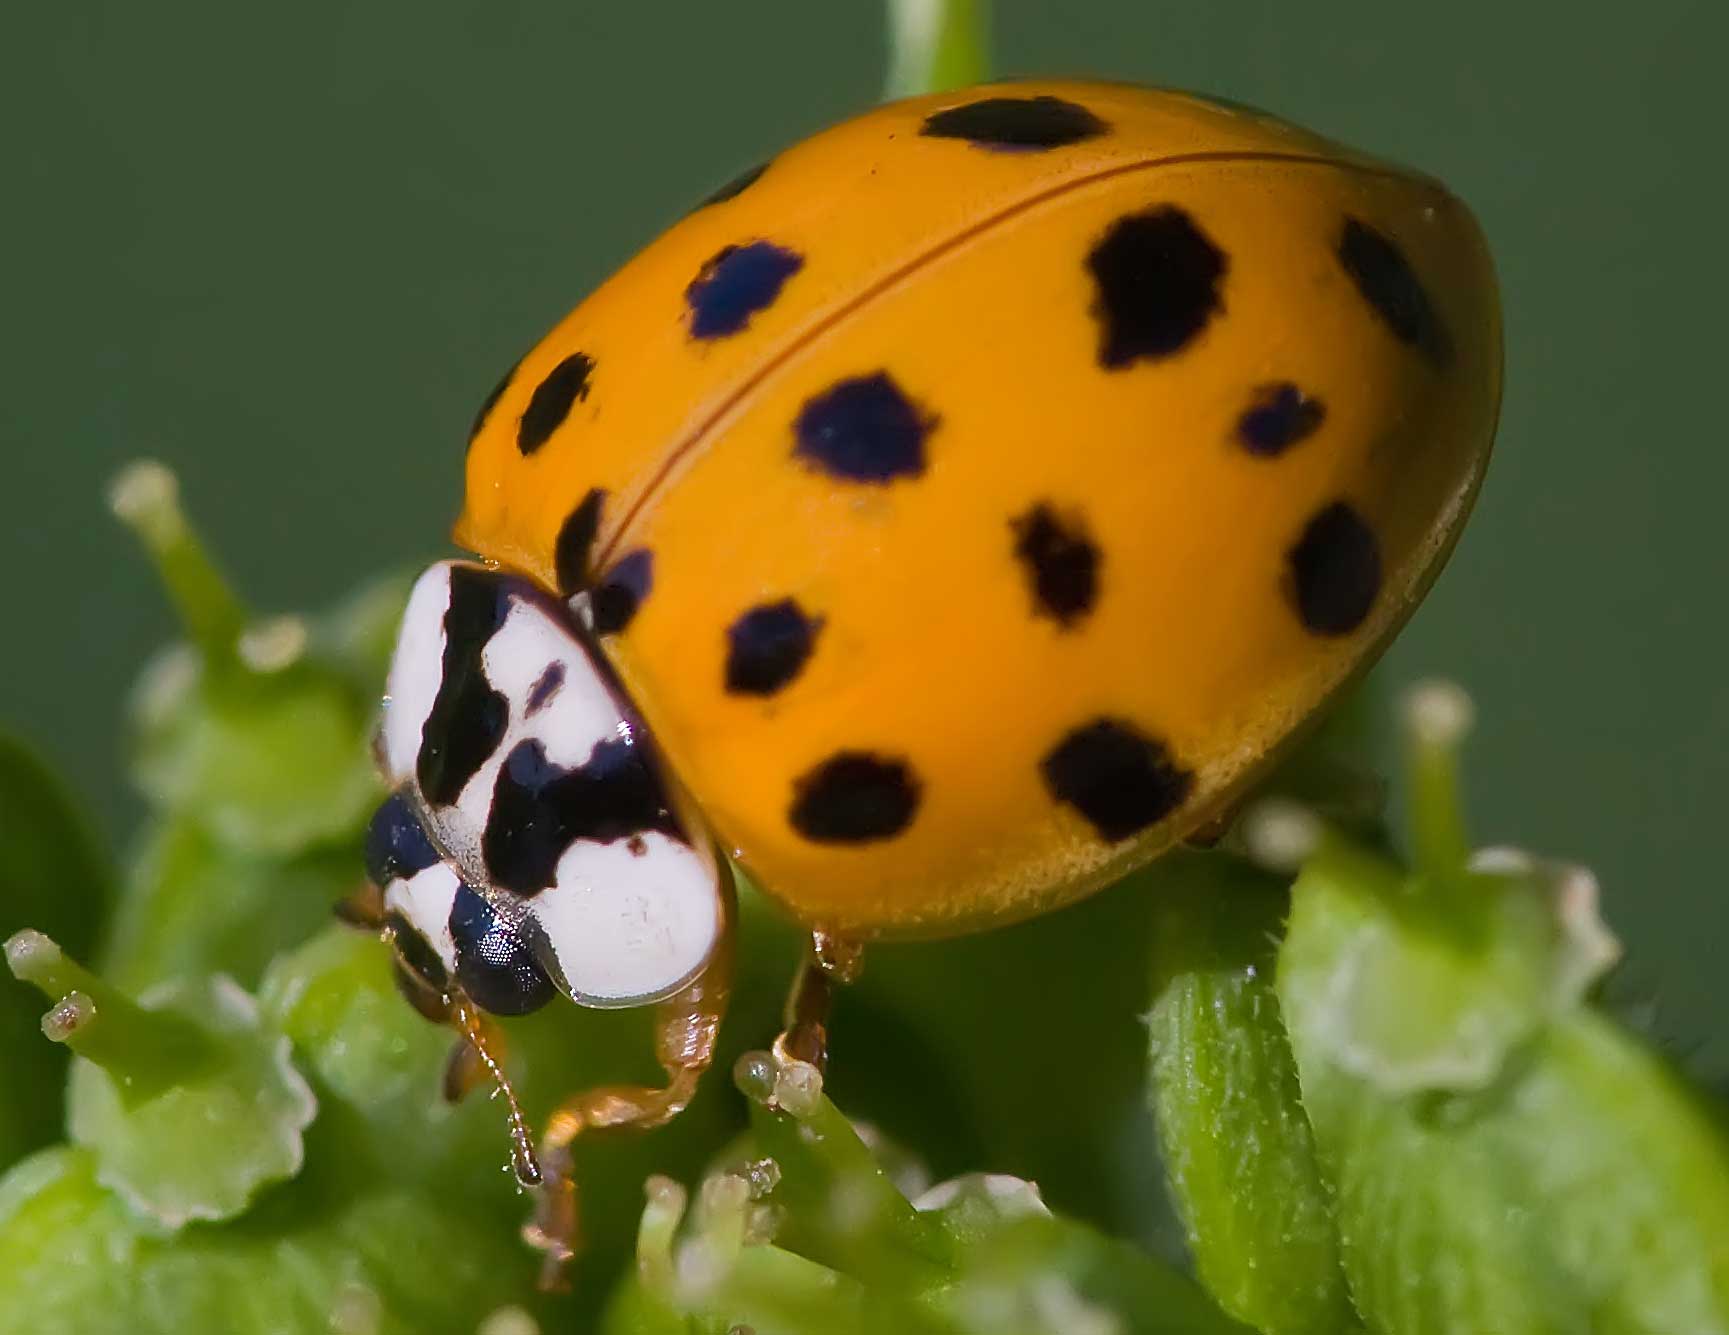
top-left (357, 79), bottom-right (1500, 1275)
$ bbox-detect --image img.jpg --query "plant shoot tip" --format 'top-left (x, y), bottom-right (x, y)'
top-left (771, 1059), bottom-right (824, 1118)
top-left (1404, 678), bottom-right (1475, 748)
top-left (107, 459), bottom-right (181, 533)
top-left (476, 1305), bottom-right (539, 1335)
top-left (42, 990), bottom-right (95, 1043)
top-left (1242, 798), bottom-right (1322, 872)
top-left (4, 927), bottom-right (61, 979)
top-left (732, 1049), bottom-right (778, 1103)
top-left (237, 615), bottom-right (308, 673)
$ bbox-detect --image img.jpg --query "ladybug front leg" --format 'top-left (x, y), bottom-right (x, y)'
top-left (772, 929), bottom-right (865, 1073)
top-left (523, 928), bottom-right (734, 1291)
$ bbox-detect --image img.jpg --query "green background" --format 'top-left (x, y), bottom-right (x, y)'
top-left (2, 0), bottom-right (1723, 1073)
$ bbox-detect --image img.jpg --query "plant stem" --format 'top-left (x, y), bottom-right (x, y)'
top-left (884, 0), bottom-right (990, 99)
top-left (5, 929), bottom-right (212, 1097)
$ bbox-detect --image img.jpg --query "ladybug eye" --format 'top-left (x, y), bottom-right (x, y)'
top-left (449, 884), bottom-right (559, 1017)
top-left (364, 789), bottom-right (441, 888)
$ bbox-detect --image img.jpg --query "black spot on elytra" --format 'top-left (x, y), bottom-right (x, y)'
top-left (517, 352), bottom-right (595, 456)
top-left (483, 737), bottom-right (681, 895)
top-left (1337, 218), bottom-right (1452, 366)
top-left (920, 95), bottom-right (1107, 150)
top-left (591, 549), bottom-right (653, 634)
top-left (725, 599), bottom-right (822, 696)
top-left (1087, 206), bottom-right (1227, 369)
top-left (386, 911), bottom-right (449, 990)
top-left (417, 567), bottom-right (510, 807)
top-left (448, 883), bottom-right (558, 1016)
top-left (1236, 383), bottom-right (1326, 457)
top-left (789, 752), bottom-right (920, 843)
top-left (554, 487), bottom-right (607, 595)
top-left (794, 371), bottom-right (933, 482)
top-left (525, 661), bottom-right (565, 715)
top-left (364, 790), bottom-right (441, 887)
top-left (695, 160), bottom-right (769, 210)
top-left (1041, 718), bottom-right (1194, 842)
top-left (1287, 501), bottom-right (1382, 636)
top-left (686, 241), bottom-right (804, 340)
top-left (469, 358), bottom-right (520, 445)
top-left (1011, 502), bottom-right (1099, 628)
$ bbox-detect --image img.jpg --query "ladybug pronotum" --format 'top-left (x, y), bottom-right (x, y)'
top-left (353, 80), bottom-right (1501, 1277)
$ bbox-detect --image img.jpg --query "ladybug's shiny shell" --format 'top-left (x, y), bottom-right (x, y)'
top-left (454, 80), bottom-right (1501, 938)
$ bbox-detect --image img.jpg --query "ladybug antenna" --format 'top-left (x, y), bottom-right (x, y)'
top-left (450, 995), bottom-right (542, 1188)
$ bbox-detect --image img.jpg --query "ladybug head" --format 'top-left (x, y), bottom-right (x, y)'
top-left (369, 561), bottom-right (726, 1011)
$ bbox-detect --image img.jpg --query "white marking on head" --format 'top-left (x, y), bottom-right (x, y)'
top-left (379, 564), bottom-right (452, 784)
top-left (533, 834), bottom-right (722, 1007)
top-left (382, 862), bottom-right (461, 975)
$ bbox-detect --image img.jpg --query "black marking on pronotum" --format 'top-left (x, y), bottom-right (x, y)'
top-left (554, 487), bottom-right (607, 595)
top-left (469, 358), bottom-right (521, 445)
top-left (1040, 718), bottom-right (1194, 842)
top-left (483, 737), bottom-right (682, 896)
top-left (1286, 501), bottom-right (1382, 636)
top-left (364, 790), bottom-right (441, 887)
top-left (793, 371), bottom-right (934, 482)
top-left (789, 752), bottom-right (920, 843)
top-left (920, 96), bottom-right (1107, 150)
top-left (1236, 382), bottom-right (1326, 456)
top-left (694, 160), bottom-right (769, 211)
top-left (525, 662), bottom-right (566, 715)
top-left (386, 911), bottom-right (449, 990)
top-left (1337, 217), bottom-right (1453, 366)
top-left (725, 599), bottom-right (822, 696)
top-left (1087, 206), bottom-right (1227, 369)
top-left (517, 352), bottom-right (595, 455)
top-left (591, 549), bottom-right (654, 635)
top-left (448, 883), bottom-right (559, 1016)
top-left (1011, 502), bottom-right (1099, 628)
top-left (417, 567), bottom-right (511, 807)
top-left (686, 241), bottom-right (804, 340)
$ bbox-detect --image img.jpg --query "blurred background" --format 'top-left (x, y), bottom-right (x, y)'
top-left (2, 0), bottom-right (1723, 1092)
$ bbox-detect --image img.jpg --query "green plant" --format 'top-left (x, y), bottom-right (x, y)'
top-left (3, 6), bottom-right (1726, 1332)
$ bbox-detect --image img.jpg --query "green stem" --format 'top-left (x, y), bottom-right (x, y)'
top-left (884, 0), bottom-right (990, 99)
top-left (1403, 679), bottom-right (1474, 882)
top-left (108, 459), bottom-right (248, 674)
top-left (734, 1051), bottom-right (951, 1283)
top-left (5, 929), bottom-right (213, 1098)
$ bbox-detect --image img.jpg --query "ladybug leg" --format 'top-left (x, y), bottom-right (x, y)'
top-left (332, 879), bottom-right (386, 929)
top-left (772, 929), bottom-right (865, 1073)
top-left (441, 1017), bottom-right (514, 1104)
top-left (524, 924), bottom-right (735, 1292)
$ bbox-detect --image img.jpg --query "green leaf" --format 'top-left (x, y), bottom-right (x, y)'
top-left (0, 734), bottom-right (112, 1166)
top-left (7, 933), bottom-right (315, 1228)
top-left (308, 569), bottom-right (418, 697)
top-left (101, 815), bottom-right (358, 992)
top-left (130, 645), bottom-right (381, 857)
top-left (1146, 853), bottom-right (1360, 1335)
top-left (111, 458), bottom-right (387, 858)
top-left (0, 1145), bottom-right (545, 1335)
top-left (1272, 681), bottom-right (1729, 1334)
top-left (612, 1055), bottom-right (1253, 1334)
top-left (257, 925), bottom-right (515, 1198)
top-left (1280, 855), bottom-right (1729, 1334)
top-left (883, 0), bottom-right (989, 99)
